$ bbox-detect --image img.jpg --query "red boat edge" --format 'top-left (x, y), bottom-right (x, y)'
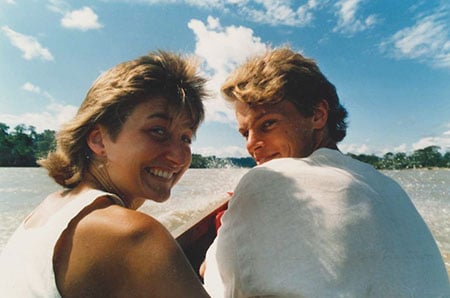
top-left (174, 199), bottom-right (229, 278)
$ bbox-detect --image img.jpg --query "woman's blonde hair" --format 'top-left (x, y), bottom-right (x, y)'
top-left (39, 50), bottom-right (207, 188)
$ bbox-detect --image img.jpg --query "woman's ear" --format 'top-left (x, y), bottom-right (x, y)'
top-left (87, 125), bottom-right (106, 156)
top-left (312, 100), bottom-right (329, 130)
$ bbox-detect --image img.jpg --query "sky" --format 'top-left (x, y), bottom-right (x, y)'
top-left (1, 0), bottom-right (449, 158)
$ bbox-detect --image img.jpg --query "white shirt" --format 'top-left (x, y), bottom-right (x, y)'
top-left (204, 148), bottom-right (450, 297)
top-left (0, 189), bottom-right (124, 297)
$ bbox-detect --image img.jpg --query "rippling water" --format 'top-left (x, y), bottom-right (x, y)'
top-left (0, 167), bottom-right (449, 273)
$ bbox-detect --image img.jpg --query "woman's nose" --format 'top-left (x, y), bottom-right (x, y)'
top-left (165, 140), bottom-right (191, 166)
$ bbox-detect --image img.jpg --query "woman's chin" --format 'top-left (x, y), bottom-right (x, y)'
top-left (146, 192), bottom-right (171, 203)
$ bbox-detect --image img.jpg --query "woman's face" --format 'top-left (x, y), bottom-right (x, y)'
top-left (99, 97), bottom-right (194, 208)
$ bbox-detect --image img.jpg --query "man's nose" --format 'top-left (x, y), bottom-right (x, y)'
top-left (246, 130), bottom-right (263, 154)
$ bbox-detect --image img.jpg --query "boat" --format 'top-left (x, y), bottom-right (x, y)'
top-left (174, 199), bottom-right (229, 278)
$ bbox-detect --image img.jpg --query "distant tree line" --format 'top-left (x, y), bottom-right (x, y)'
top-left (192, 146), bottom-right (450, 169)
top-left (191, 154), bottom-right (256, 168)
top-left (348, 145), bottom-right (450, 170)
top-left (0, 122), bottom-right (449, 169)
top-left (0, 123), bottom-right (55, 166)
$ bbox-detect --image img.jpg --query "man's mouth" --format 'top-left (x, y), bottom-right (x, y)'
top-left (255, 153), bottom-right (280, 165)
top-left (145, 167), bottom-right (174, 179)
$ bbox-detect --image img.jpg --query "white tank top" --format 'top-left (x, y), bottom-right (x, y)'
top-left (0, 189), bottom-right (125, 297)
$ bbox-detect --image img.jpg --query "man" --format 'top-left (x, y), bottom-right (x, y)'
top-left (203, 47), bottom-right (449, 297)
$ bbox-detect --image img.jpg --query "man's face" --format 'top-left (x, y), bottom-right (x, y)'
top-left (235, 100), bottom-right (318, 165)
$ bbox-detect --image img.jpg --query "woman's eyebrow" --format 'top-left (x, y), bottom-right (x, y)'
top-left (146, 112), bottom-right (170, 120)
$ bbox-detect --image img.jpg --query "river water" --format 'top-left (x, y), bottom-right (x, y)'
top-left (0, 167), bottom-right (449, 274)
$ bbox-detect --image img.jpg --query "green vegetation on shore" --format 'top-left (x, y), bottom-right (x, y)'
top-left (0, 123), bottom-right (55, 166)
top-left (348, 147), bottom-right (450, 170)
top-left (191, 154), bottom-right (256, 168)
top-left (1, 122), bottom-right (449, 169)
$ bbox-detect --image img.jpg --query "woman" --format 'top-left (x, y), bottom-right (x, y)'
top-left (0, 51), bottom-right (210, 297)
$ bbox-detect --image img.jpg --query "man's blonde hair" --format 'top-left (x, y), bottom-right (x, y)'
top-left (221, 47), bottom-right (348, 142)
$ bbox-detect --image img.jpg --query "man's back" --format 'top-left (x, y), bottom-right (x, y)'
top-left (204, 148), bottom-right (449, 297)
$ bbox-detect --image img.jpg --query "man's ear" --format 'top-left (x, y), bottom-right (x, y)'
top-left (312, 100), bottom-right (329, 130)
top-left (87, 125), bottom-right (106, 156)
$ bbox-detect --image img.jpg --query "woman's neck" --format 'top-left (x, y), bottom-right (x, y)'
top-left (84, 158), bottom-right (127, 206)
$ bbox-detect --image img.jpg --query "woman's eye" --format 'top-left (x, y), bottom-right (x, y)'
top-left (149, 127), bottom-right (168, 139)
top-left (181, 134), bottom-right (192, 144)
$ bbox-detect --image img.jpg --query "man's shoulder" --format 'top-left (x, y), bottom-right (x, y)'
top-left (246, 151), bottom-right (339, 177)
top-left (250, 157), bottom-right (307, 173)
top-left (240, 159), bottom-right (295, 186)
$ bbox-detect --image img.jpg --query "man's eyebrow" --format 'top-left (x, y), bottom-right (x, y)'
top-left (238, 110), bottom-right (271, 133)
top-left (250, 110), bottom-right (274, 125)
top-left (254, 110), bottom-right (270, 122)
top-left (238, 127), bottom-right (246, 134)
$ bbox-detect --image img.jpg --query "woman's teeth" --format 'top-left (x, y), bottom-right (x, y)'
top-left (146, 167), bottom-right (173, 179)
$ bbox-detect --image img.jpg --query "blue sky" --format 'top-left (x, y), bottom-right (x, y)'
top-left (1, 0), bottom-right (449, 157)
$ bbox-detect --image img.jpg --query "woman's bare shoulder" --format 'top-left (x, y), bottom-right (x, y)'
top-left (73, 200), bottom-right (175, 264)
top-left (82, 203), bottom-right (167, 240)
top-left (59, 201), bottom-right (208, 297)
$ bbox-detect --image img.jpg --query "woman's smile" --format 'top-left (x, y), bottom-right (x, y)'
top-left (145, 167), bottom-right (176, 180)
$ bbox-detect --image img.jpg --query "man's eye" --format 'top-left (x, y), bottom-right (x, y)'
top-left (240, 131), bottom-right (249, 139)
top-left (262, 120), bottom-right (276, 130)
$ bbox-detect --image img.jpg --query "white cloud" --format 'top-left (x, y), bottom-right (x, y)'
top-left (22, 82), bottom-right (58, 102)
top-left (340, 126), bottom-right (450, 156)
top-left (185, 0), bottom-right (224, 9)
top-left (380, 8), bottom-right (450, 69)
top-left (188, 16), bottom-right (267, 124)
top-left (47, 0), bottom-right (70, 14)
top-left (61, 6), bottom-right (103, 31)
top-left (5, 0), bottom-right (16, 4)
top-left (1, 26), bottom-right (54, 61)
top-left (0, 103), bottom-right (78, 132)
top-left (240, 0), bottom-right (319, 26)
top-left (102, 0), bottom-right (386, 32)
top-left (105, 0), bottom-right (319, 26)
top-left (339, 143), bottom-right (371, 155)
top-left (47, 1), bottom-right (102, 31)
top-left (333, 0), bottom-right (377, 35)
top-left (22, 82), bottom-right (41, 94)
top-left (412, 130), bottom-right (450, 152)
top-left (4, 82), bottom-right (76, 132)
top-left (393, 144), bottom-right (408, 153)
